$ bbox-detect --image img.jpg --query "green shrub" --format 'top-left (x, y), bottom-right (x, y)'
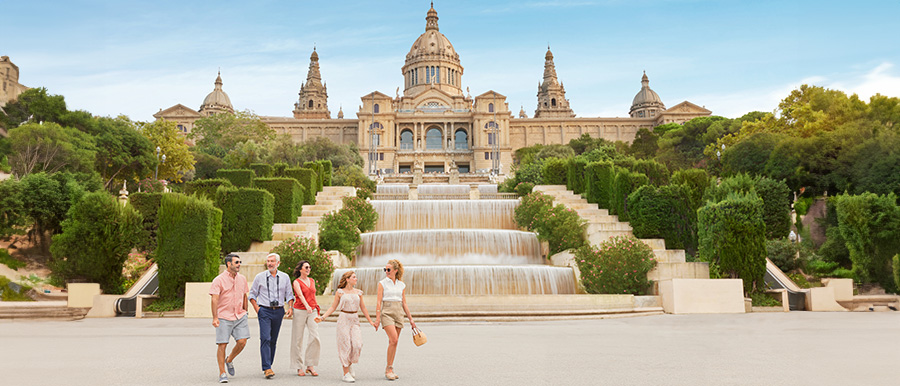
top-left (253, 178), bottom-right (304, 223)
top-left (283, 167), bottom-right (318, 205)
top-left (513, 159), bottom-right (545, 185)
top-left (705, 173), bottom-right (791, 240)
top-left (273, 162), bottom-right (288, 177)
top-left (184, 178), bottom-right (233, 200)
top-left (216, 186), bottom-right (274, 254)
top-left (129, 192), bottom-right (163, 253)
top-left (794, 196), bottom-right (814, 216)
top-left (767, 238), bottom-right (801, 272)
top-left (0, 248), bottom-right (26, 270)
top-left (304, 161), bottom-right (325, 193)
top-left (250, 163), bottom-right (274, 178)
top-left (894, 254), bottom-right (900, 292)
top-left (514, 192), bottom-right (554, 232)
top-left (0, 177), bottom-right (25, 240)
top-left (575, 235), bottom-right (656, 295)
top-left (318, 160), bottom-right (333, 187)
top-left (145, 297), bottom-right (184, 312)
top-left (541, 157), bottom-right (568, 186)
top-left (611, 168), bottom-right (649, 220)
top-left (671, 168), bottom-right (712, 213)
top-left (498, 177), bottom-right (517, 193)
top-left (628, 184), bottom-right (697, 254)
top-left (583, 161), bottom-right (614, 209)
top-left (566, 158), bottom-right (588, 194)
top-left (835, 192), bottom-right (900, 292)
top-left (514, 192), bottom-right (585, 254)
top-left (0, 155), bottom-right (10, 173)
top-left (156, 193), bottom-right (222, 300)
top-left (632, 159), bottom-right (670, 186)
top-left (216, 169), bottom-right (255, 188)
top-left (318, 210), bottom-right (361, 259)
top-left (697, 192), bottom-right (767, 293)
top-left (270, 236), bottom-right (334, 295)
top-left (515, 182), bottom-right (535, 196)
top-left (332, 165), bottom-right (376, 193)
top-left (49, 192), bottom-right (143, 294)
top-left (749, 291), bottom-right (782, 307)
top-left (340, 196), bottom-right (378, 233)
top-left (0, 275), bottom-right (33, 301)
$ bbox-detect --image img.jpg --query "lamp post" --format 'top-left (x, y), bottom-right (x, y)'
top-left (155, 146), bottom-right (166, 180)
top-left (492, 91), bottom-right (499, 175)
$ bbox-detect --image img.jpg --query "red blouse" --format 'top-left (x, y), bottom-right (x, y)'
top-left (293, 277), bottom-right (319, 312)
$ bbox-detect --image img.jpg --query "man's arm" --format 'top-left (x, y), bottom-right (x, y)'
top-left (211, 294), bottom-right (220, 327)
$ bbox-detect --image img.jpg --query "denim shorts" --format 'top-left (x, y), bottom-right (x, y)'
top-left (216, 314), bottom-right (250, 344)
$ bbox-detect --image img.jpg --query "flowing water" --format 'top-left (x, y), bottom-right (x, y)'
top-left (372, 200), bottom-right (519, 231)
top-left (376, 184), bottom-right (498, 195)
top-left (356, 229), bottom-right (544, 266)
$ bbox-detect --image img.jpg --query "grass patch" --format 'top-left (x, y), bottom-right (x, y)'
top-left (145, 297), bottom-right (184, 312)
top-left (749, 291), bottom-right (782, 307)
top-left (0, 248), bottom-right (27, 270)
top-left (0, 275), bottom-right (34, 301)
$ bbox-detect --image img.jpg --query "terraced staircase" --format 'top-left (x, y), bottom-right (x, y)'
top-left (229, 186), bottom-right (357, 278)
top-left (533, 185), bottom-right (709, 293)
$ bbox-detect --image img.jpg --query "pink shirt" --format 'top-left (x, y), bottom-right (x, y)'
top-left (210, 271), bottom-right (249, 321)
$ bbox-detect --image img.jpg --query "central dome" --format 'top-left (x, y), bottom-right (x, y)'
top-left (401, 4), bottom-right (464, 97)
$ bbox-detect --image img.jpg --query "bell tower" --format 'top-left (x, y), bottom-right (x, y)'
top-left (294, 48), bottom-right (331, 119)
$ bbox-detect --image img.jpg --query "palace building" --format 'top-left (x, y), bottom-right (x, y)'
top-left (155, 4), bottom-right (711, 175)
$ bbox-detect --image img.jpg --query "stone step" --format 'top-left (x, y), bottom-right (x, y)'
top-left (576, 208), bottom-right (608, 218)
top-left (247, 240), bottom-right (282, 252)
top-left (272, 230), bottom-right (316, 241)
top-left (533, 185), bottom-right (568, 192)
top-left (300, 209), bottom-right (332, 217)
top-left (588, 230), bottom-right (634, 246)
top-left (586, 222), bottom-right (632, 232)
top-left (302, 205), bottom-right (336, 212)
top-left (647, 262), bottom-right (710, 283)
top-left (0, 305), bottom-right (90, 320)
top-left (234, 251), bottom-right (270, 264)
top-left (297, 217), bottom-right (320, 224)
top-left (314, 199), bottom-right (343, 207)
top-left (565, 202), bottom-right (599, 211)
top-left (640, 238), bottom-right (667, 250)
top-left (584, 214), bottom-right (621, 224)
top-left (272, 223), bottom-right (317, 233)
top-left (220, 264), bottom-right (267, 279)
top-left (653, 249), bottom-right (686, 263)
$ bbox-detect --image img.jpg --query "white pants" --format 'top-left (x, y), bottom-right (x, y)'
top-left (290, 309), bottom-right (321, 369)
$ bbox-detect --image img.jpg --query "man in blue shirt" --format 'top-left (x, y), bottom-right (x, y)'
top-left (249, 253), bottom-right (294, 379)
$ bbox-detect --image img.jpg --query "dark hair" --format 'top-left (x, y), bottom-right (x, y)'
top-left (224, 253), bottom-right (240, 266)
top-left (293, 260), bottom-right (310, 279)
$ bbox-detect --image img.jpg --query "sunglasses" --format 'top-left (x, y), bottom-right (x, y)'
top-left (383, 268), bottom-right (392, 272)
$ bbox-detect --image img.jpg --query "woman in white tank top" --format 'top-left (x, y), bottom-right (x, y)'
top-left (374, 259), bottom-right (417, 381)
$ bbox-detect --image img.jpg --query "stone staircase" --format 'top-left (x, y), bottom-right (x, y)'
top-left (231, 186), bottom-right (357, 278)
top-left (533, 185), bottom-right (709, 293)
top-left (0, 301), bottom-right (90, 321)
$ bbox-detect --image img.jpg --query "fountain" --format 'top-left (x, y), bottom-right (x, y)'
top-left (329, 186), bottom-right (578, 295)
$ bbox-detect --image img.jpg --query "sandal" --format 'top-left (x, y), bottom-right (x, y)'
top-left (385, 366), bottom-right (399, 381)
top-left (305, 368), bottom-right (319, 377)
top-left (297, 370), bottom-right (306, 376)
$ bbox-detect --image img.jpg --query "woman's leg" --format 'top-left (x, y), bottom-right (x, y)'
top-left (384, 325), bottom-right (400, 370)
top-left (305, 311), bottom-right (321, 370)
top-left (290, 309), bottom-right (308, 374)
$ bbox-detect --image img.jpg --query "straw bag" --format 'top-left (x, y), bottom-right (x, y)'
top-left (412, 327), bottom-right (427, 346)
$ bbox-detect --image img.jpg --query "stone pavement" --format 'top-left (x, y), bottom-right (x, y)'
top-left (1, 312), bottom-right (898, 385)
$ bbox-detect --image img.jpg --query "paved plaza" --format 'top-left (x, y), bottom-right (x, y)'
top-left (1, 312), bottom-right (898, 385)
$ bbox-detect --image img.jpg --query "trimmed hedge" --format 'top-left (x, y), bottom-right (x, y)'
top-left (566, 158), bottom-right (588, 195)
top-left (216, 186), bottom-right (275, 254)
top-left (698, 192), bottom-right (767, 292)
top-left (253, 178), bottom-right (304, 223)
top-left (273, 162), bottom-right (289, 177)
top-left (184, 178), bottom-right (233, 200)
top-left (835, 192), bottom-right (900, 292)
top-left (632, 159), bottom-right (670, 186)
top-left (250, 163), bottom-right (274, 178)
top-left (541, 158), bottom-right (569, 186)
top-left (156, 193), bottom-right (222, 299)
top-left (705, 174), bottom-right (791, 239)
top-left (304, 161), bottom-right (325, 193)
top-left (610, 167), bottom-right (649, 221)
top-left (318, 160), bottom-right (333, 187)
top-left (671, 168), bottom-right (712, 213)
top-left (283, 168), bottom-right (318, 205)
top-left (130, 192), bottom-right (164, 253)
top-left (628, 184), bottom-right (697, 254)
top-left (583, 161), bottom-right (614, 209)
top-left (216, 169), bottom-right (255, 188)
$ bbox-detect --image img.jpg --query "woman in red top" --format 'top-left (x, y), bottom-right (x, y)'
top-left (290, 260), bottom-right (321, 376)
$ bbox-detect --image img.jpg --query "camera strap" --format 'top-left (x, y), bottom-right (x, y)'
top-left (266, 274), bottom-right (280, 306)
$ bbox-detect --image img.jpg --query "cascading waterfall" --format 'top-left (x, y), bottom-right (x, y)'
top-left (331, 185), bottom-right (577, 295)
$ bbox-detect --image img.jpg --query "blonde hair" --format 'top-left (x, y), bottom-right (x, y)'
top-left (387, 259), bottom-right (404, 281)
top-left (338, 271), bottom-right (355, 289)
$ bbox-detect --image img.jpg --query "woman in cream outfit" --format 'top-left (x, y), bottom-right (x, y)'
top-left (317, 271), bottom-right (376, 383)
top-left (374, 259), bottom-right (417, 380)
top-left (290, 261), bottom-right (320, 376)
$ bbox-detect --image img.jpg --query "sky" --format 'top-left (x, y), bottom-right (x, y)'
top-left (2, 0), bottom-right (899, 122)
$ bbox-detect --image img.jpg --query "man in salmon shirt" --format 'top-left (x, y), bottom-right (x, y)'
top-left (210, 253), bottom-right (250, 383)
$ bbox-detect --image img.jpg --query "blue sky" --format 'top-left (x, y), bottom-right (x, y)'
top-left (2, 0), bottom-right (899, 121)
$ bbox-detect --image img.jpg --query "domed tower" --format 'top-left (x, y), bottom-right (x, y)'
top-left (630, 71), bottom-right (665, 118)
top-left (294, 48), bottom-right (331, 119)
top-left (401, 3), bottom-right (464, 98)
top-left (534, 47), bottom-right (574, 118)
top-left (199, 71), bottom-right (234, 116)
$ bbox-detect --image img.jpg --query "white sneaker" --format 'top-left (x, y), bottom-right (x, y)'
top-left (342, 372), bottom-right (356, 383)
top-left (349, 365), bottom-right (355, 378)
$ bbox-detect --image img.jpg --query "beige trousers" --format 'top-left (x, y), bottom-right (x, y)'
top-left (290, 309), bottom-right (321, 369)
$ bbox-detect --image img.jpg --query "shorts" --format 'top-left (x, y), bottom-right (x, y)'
top-left (216, 314), bottom-right (250, 344)
top-left (381, 301), bottom-right (404, 329)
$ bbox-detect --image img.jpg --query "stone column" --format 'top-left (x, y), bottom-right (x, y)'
top-left (118, 181), bottom-right (129, 206)
top-left (469, 184), bottom-right (480, 200)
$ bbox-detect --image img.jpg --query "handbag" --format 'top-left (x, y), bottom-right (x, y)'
top-left (412, 327), bottom-right (427, 346)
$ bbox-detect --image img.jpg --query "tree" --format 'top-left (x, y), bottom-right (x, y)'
top-left (91, 116), bottom-right (156, 190)
top-left (0, 178), bottom-right (25, 240)
top-left (628, 128), bottom-right (658, 159)
top-left (191, 110), bottom-right (275, 158)
top-left (139, 120), bottom-right (194, 182)
top-left (19, 172), bottom-right (88, 250)
top-left (836, 193), bottom-right (900, 292)
top-left (1, 87), bottom-right (67, 126)
top-left (7, 122), bottom-right (97, 177)
top-left (224, 140), bottom-right (269, 169)
top-left (50, 192), bottom-right (142, 294)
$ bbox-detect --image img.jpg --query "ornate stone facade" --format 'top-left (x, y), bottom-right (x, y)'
top-left (1, 56), bottom-right (29, 110)
top-left (155, 5), bottom-right (711, 175)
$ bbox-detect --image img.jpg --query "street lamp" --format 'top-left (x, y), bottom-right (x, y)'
top-left (155, 146), bottom-right (166, 180)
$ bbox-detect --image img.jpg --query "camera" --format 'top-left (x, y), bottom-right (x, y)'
top-left (270, 301), bottom-right (279, 307)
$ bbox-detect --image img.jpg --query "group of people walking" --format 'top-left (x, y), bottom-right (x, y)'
top-left (210, 253), bottom-right (416, 383)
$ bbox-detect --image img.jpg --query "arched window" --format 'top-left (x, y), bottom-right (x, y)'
top-left (426, 127), bottom-right (442, 150)
top-left (400, 129), bottom-right (413, 150)
top-left (374, 104), bottom-right (380, 113)
top-left (488, 103), bottom-right (494, 113)
top-left (551, 98), bottom-right (557, 107)
top-left (177, 124), bottom-right (185, 133)
top-left (454, 129), bottom-right (468, 150)
top-left (308, 100), bottom-right (314, 108)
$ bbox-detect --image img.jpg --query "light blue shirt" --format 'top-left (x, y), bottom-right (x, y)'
top-left (248, 270), bottom-right (294, 307)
